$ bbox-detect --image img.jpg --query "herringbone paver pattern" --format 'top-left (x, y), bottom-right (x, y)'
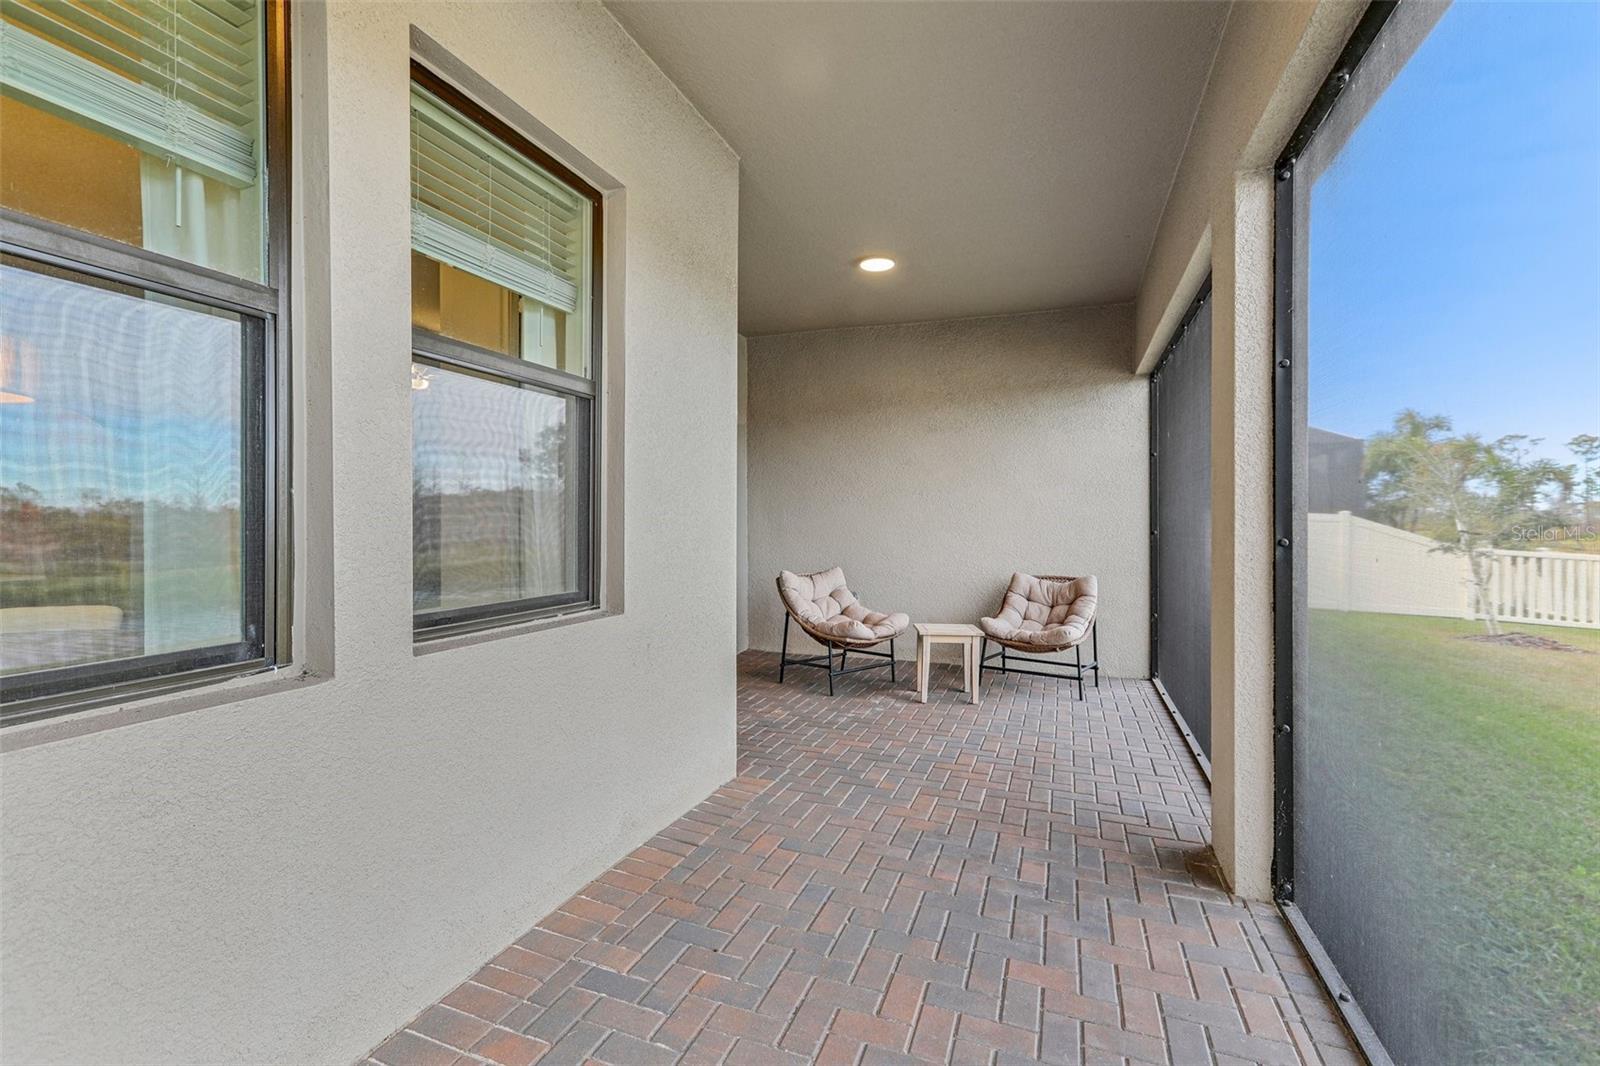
top-left (365, 653), bottom-right (1359, 1066)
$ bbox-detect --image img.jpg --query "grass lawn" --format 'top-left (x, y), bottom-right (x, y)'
top-left (1306, 611), bottom-right (1600, 1064)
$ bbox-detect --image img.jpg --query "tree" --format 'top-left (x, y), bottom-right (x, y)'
top-left (1364, 410), bottom-right (1452, 532)
top-left (1569, 434), bottom-right (1600, 527)
top-left (1363, 412), bottom-right (1570, 635)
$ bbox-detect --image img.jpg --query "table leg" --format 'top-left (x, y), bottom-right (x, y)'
top-left (969, 638), bottom-right (980, 704)
top-left (917, 637), bottom-right (929, 703)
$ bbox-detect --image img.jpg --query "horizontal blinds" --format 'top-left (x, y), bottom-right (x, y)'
top-left (411, 85), bottom-right (585, 315)
top-left (0, 0), bottom-right (261, 186)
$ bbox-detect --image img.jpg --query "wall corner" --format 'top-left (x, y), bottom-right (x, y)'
top-left (1209, 167), bottom-right (1277, 902)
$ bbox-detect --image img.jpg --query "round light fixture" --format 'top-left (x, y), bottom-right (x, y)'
top-left (857, 256), bottom-right (896, 273)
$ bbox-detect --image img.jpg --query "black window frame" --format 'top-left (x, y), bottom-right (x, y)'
top-left (408, 62), bottom-right (604, 642)
top-left (0, 0), bottom-right (293, 726)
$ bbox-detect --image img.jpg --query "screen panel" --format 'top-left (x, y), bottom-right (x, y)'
top-left (1152, 287), bottom-right (1212, 759)
top-left (1284, 4), bottom-right (1600, 1063)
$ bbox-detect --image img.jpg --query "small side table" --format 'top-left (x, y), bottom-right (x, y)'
top-left (914, 623), bottom-right (983, 704)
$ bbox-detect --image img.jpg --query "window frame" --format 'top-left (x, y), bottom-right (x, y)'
top-left (408, 62), bottom-right (604, 642)
top-left (0, 0), bottom-right (292, 726)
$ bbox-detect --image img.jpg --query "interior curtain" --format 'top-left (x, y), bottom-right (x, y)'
top-left (138, 157), bottom-right (257, 280)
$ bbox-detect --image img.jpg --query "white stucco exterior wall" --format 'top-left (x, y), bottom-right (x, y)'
top-left (0, 3), bottom-right (740, 1062)
top-left (745, 307), bottom-right (1148, 678)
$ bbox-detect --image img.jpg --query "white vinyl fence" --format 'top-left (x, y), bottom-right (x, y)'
top-left (1490, 549), bottom-right (1600, 628)
top-left (1308, 511), bottom-right (1600, 629)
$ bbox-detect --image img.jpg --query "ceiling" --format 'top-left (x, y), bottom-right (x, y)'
top-left (606, 1), bottom-right (1229, 336)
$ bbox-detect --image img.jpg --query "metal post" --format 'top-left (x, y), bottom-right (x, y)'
top-left (779, 614), bottom-right (790, 683)
top-left (1075, 642), bottom-right (1084, 701)
top-left (1093, 621), bottom-right (1100, 687)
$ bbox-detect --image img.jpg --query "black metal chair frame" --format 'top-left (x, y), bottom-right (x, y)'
top-left (979, 619), bottom-right (1100, 700)
top-left (777, 613), bottom-right (897, 696)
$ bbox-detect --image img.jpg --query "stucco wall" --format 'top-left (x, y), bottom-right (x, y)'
top-left (745, 307), bottom-right (1148, 677)
top-left (0, 4), bottom-right (739, 1063)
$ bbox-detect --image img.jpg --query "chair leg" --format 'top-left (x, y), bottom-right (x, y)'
top-left (779, 614), bottom-right (790, 683)
top-left (1001, 646), bottom-right (1008, 674)
top-left (841, 648), bottom-right (848, 673)
top-left (889, 636), bottom-right (897, 683)
top-left (1075, 643), bottom-right (1084, 701)
top-left (1093, 621), bottom-right (1101, 688)
top-left (980, 637), bottom-right (988, 677)
top-left (827, 645), bottom-right (835, 696)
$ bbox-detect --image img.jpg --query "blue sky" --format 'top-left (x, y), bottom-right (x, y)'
top-left (1309, 0), bottom-right (1600, 464)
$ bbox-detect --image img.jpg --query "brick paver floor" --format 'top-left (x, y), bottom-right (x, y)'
top-left (365, 653), bottom-right (1359, 1066)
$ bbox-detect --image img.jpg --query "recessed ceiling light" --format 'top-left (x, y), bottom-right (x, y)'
top-left (857, 256), bottom-right (896, 273)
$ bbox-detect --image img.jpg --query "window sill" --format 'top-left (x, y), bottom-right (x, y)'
top-left (0, 664), bottom-right (324, 752)
top-left (413, 604), bottom-right (616, 657)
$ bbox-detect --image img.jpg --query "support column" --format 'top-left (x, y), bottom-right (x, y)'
top-left (1209, 168), bottom-right (1277, 900)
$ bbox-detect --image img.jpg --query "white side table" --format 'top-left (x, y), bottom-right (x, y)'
top-left (914, 623), bottom-right (983, 704)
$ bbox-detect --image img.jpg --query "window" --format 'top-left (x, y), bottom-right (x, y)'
top-left (0, 0), bottom-right (288, 722)
top-left (409, 66), bottom-right (600, 637)
top-left (1276, 3), bottom-right (1600, 1063)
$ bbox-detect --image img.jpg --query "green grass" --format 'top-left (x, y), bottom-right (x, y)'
top-left (1307, 610), bottom-right (1600, 1064)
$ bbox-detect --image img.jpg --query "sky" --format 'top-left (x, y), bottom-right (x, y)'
top-left (1309, 0), bottom-right (1600, 465)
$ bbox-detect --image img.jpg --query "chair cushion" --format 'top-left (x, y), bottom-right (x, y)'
top-left (777, 567), bottom-right (909, 644)
top-left (979, 572), bottom-right (1098, 649)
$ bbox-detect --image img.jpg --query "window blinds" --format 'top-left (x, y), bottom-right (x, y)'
top-left (411, 85), bottom-right (586, 316)
top-left (0, 0), bottom-right (261, 186)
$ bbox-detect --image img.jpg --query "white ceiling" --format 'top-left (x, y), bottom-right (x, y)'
top-left (607, 0), bottom-right (1229, 336)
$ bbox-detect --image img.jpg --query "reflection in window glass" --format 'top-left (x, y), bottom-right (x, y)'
top-left (1294, 4), bottom-right (1600, 1063)
top-left (0, 0), bottom-right (267, 281)
top-left (0, 258), bottom-right (250, 677)
top-left (411, 363), bottom-right (586, 616)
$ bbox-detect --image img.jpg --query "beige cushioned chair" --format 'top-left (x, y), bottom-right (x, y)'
top-left (978, 573), bottom-right (1100, 698)
top-left (776, 567), bottom-right (909, 694)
